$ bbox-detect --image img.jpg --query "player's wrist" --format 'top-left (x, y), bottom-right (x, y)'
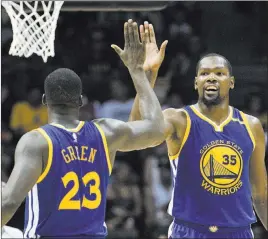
top-left (128, 66), bottom-right (145, 74)
top-left (146, 68), bottom-right (159, 74)
top-left (145, 69), bottom-right (158, 85)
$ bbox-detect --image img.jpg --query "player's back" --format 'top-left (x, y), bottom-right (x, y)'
top-left (24, 121), bottom-right (111, 238)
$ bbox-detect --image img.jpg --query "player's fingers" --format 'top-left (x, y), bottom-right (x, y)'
top-left (111, 44), bottom-right (123, 56)
top-left (133, 22), bottom-right (140, 44)
top-left (128, 19), bottom-right (134, 45)
top-left (144, 21), bottom-right (150, 43)
top-left (139, 25), bottom-right (145, 42)
top-left (124, 22), bottom-right (129, 48)
top-left (159, 40), bottom-right (168, 57)
top-left (149, 24), bottom-right (156, 44)
top-left (144, 28), bottom-right (150, 45)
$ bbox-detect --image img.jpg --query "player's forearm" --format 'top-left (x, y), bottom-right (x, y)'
top-left (253, 189), bottom-right (268, 230)
top-left (128, 68), bottom-right (163, 126)
top-left (145, 70), bottom-right (159, 88)
top-left (1, 193), bottom-right (21, 226)
top-left (129, 70), bottom-right (158, 121)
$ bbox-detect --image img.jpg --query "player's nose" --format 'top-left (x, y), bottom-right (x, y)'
top-left (206, 78), bottom-right (218, 84)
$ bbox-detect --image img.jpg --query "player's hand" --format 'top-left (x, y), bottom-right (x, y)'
top-left (111, 19), bottom-right (146, 72)
top-left (141, 22), bottom-right (168, 72)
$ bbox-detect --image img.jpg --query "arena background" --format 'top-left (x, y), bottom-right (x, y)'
top-left (1, 1), bottom-right (267, 238)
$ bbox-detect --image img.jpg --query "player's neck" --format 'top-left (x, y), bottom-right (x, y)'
top-left (196, 100), bottom-right (230, 125)
top-left (48, 107), bottom-right (80, 128)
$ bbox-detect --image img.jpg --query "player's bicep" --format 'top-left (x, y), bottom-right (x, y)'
top-left (248, 117), bottom-right (267, 198)
top-left (4, 131), bottom-right (45, 206)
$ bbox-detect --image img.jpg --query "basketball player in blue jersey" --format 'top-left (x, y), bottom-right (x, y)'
top-left (1, 20), bottom-right (166, 238)
top-left (129, 22), bottom-right (267, 238)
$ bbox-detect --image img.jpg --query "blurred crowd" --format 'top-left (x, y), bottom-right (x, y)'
top-left (1, 2), bottom-right (267, 239)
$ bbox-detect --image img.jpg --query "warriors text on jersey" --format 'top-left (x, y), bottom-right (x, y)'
top-left (168, 105), bottom-right (256, 227)
top-left (24, 121), bottom-right (111, 238)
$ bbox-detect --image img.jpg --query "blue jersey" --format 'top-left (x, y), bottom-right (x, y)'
top-left (24, 121), bottom-right (112, 238)
top-left (168, 105), bottom-right (256, 227)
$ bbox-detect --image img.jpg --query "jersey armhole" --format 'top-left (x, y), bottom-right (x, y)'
top-left (35, 128), bottom-right (53, 183)
top-left (93, 122), bottom-right (112, 175)
top-left (169, 109), bottom-right (191, 160)
top-left (240, 111), bottom-right (256, 151)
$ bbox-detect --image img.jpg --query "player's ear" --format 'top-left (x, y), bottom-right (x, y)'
top-left (194, 77), bottom-right (198, 90)
top-left (79, 95), bottom-right (83, 107)
top-left (230, 76), bottom-right (235, 90)
top-left (42, 94), bottom-right (47, 105)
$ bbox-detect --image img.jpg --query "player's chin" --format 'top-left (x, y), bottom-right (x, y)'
top-left (204, 93), bottom-right (218, 101)
top-left (202, 94), bottom-right (221, 106)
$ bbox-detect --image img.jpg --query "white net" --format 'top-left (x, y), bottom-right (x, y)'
top-left (2, 1), bottom-right (64, 62)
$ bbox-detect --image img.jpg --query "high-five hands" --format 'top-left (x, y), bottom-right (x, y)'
top-left (112, 19), bottom-right (168, 73)
top-left (141, 21), bottom-right (168, 72)
top-left (111, 19), bottom-right (147, 72)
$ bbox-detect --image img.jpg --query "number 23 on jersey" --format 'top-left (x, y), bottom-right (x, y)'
top-left (58, 171), bottom-right (101, 210)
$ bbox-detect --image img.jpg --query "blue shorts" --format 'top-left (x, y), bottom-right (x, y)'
top-left (168, 219), bottom-right (254, 239)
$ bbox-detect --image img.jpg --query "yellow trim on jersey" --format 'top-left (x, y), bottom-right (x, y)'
top-left (232, 118), bottom-right (245, 124)
top-left (50, 121), bottom-right (85, 132)
top-left (36, 128), bottom-right (53, 183)
top-left (169, 109), bottom-right (191, 160)
top-left (93, 122), bottom-right (112, 175)
top-left (190, 105), bottom-right (233, 132)
top-left (240, 112), bottom-right (256, 151)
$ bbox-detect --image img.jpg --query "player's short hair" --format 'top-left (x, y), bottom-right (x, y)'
top-left (196, 53), bottom-right (232, 76)
top-left (44, 68), bottom-right (82, 107)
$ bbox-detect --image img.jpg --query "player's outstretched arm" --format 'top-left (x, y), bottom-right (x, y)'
top-left (93, 19), bottom-right (165, 162)
top-left (94, 117), bottom-right (164, 153)
top-left (1, 131), bottom-right (46, 226)
top-left (129, 21), bottom-right (168, 122)
top-left (247, 115), bottom-right (268, 230)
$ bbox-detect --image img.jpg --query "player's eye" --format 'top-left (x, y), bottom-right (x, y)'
top-left (200, 72), bottom-right (208, 76)
top-left (216, 72), bottom-right (224, 76)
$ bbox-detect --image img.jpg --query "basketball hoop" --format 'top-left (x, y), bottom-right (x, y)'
top-left (2, 1), bottom-right (64, 62)
top-left (2, 1), bottom-right (169, 63)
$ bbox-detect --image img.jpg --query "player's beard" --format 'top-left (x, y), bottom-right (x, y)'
top-left (201, 91), bottom-right (222, 107)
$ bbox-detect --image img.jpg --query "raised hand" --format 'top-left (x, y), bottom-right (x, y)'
top-left (111, 19), bottom-right (146, 72)
top-left (141, 21), bottom-right (168, 72)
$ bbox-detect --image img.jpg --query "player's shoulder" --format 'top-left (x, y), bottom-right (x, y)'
top-left (17, 129), bottom-right (48, 151)
top-left (92, 118), bottom-right (106, 125)
top-left (242, 112), bottom-right (262, 128)
top-left (16, 130), bottom-right (48, 155)
top-left (163, 107), bottom-right (188, 122)
top-left (92, 118), bottom-right (118, 129)
top-left (92, 118), bottom-right (126, 137)
top-left (241, 112), bottom-right (264, 138)
top-left (20, 129), bottom-right (46, 142)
